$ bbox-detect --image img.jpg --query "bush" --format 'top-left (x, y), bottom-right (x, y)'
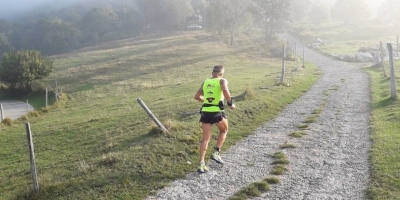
top-left (0, 50), bottom-right (53, 91)
top-left (2, 117), bottom-right (13, 126)
top-left (28, 111), bottom-right (40, 117)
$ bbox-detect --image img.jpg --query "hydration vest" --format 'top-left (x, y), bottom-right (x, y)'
top-left (201, 78), bottom-right (224, 112)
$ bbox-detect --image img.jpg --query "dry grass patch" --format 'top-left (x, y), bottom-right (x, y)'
top-left (229, 181), bottom-right (270, 200)
top-left (99, 152), bottom-right (123, 166)
top-left (311, 108), bottom-right (322, 115)
top-left (1, 118), bottom-right (13, 126)
top-left (296, 124), bottom-right (309, 130)
top-left (271, 165), bottom-right (287, 175)
top-left (289, 131), bottom-right (307, 138)
top-left (265, 177), bottom-right (280, 184)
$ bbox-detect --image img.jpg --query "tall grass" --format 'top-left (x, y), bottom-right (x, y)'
top-left (0, 31), bottom-right (319, 200)
top-left (366, 62), bottom-right (400, 199)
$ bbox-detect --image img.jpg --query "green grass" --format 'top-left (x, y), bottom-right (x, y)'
top-left (303, 115), bottom-right (317, 123)
top-left (0, 31), bottom-right (319, 199)
top-left (365, 61), bottom-right (400, 199)
top-left (228, 151), bottom-right (288, 200)
top-left (296, 124), bottom-right (310, 130)
top-left (279, 143), bottom-right (297, 149)
top-left (271, 165), bottom-right (287, 175)
top-left (270, 152), bottom-right (289, 175)
top-left (229, 181), bottom-right (270, 200)
top-left (264, 177), bottom-right (280, 184)
top-left (292, 22), bottom-right (399, 56)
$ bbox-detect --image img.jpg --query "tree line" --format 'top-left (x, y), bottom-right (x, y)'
top-left (0, 0), bottom-right (294, 57)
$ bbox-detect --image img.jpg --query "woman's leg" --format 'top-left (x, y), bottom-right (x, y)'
top-left (215, 118), bottom-right (228, 149)
top-left (199, 123), bottom-right (212, 163)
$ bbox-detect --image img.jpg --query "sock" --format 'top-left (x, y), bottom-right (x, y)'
top-left (200, 162), bottom-right (205, 166)
top-left (214, 147), bottom-right (220, 152)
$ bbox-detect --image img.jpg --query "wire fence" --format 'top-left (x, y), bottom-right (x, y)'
top-left (0, 38), bottom-right (340, 197)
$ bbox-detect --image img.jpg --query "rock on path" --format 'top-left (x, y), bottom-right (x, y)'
top-left (147, 33), bottom-right (371, 200)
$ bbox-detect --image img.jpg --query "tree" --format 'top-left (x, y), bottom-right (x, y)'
top-left (0, 50), bottom-right (53, 90)
top-left (254, 0), bottom-right (293, 41)
top-left (377, 0), bottom-right (400, 26)
top-left (0, 33), bottom-right (11, 56)
top-left (0, 19), bottom-right (12, 35)
top-left (307, 3), bottom-right (330, 24)
top-left (136, 0), bottom-right (193, 30)
top-left (331, 0), bottom-right (371, 24)
top-left (117, 6), bottom-right (142, 31)
top-left (163, 0), bottom-right (194, 29)
top-left (41, 20), bottom-right (82, 55)
top-left (290, 0), bottom-right (312, 23)
top-left (31, 17), bottom-right (82, 55)
top-left (205, 0), bottom-right (253, 46)
top-left (80, 5), bottom-right (119, 43)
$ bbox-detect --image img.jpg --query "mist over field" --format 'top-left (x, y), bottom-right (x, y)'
top-left (0, 0), bottom-right (96, 19)
top-left (0, 0), bottom-right (397, 58)
top-left (0, 0), bottom-right (388, 20)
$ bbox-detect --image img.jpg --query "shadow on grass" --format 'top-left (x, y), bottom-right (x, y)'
top-left (375, 97), bottom-right (398, 109)
top-left (14, 171), bottom-right (177, 200)
top-left (54, 35), bottom-right (234, 93)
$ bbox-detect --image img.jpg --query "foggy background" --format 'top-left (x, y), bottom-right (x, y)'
top-left (0, 0), bottom-right (385, 20)
top-left (0, 0), bottom-right (397, 57)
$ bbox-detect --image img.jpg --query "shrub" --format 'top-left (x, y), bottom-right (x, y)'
top-left (2, 117), bottom-right (13, 126)
top-left (28, 111), bottom-right (40, 117)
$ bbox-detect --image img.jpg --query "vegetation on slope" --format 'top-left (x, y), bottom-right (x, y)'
top-left (0, 31), bottom-right (319, 199)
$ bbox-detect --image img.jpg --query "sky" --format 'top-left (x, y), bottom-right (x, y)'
top-left (0, 0), bottom-right (83, 19)
top-left (0, 0), bottom-right (387, 20)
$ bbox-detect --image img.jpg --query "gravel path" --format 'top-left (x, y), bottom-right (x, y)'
top-left (147, 33), bottom-right (371, 200)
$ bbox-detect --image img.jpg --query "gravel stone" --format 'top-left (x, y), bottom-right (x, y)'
top-left (147, 33), bottom-right (371, 200)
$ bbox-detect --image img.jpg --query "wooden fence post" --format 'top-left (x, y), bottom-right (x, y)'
top-left (0, 104), bottom-right (4, 121)
top-left (45, 87), bottom-right (48, 107)
top-left (302, 39), bottom-right (305, 68)
top-left (137, 98), bottom-right (168, 132)
top-left (380, 53), bottom-right (388, 77)
top-left (280, 45), bottom-right (286, 83)
top-left (55, 80), bottom-right (59, 102)
top-left (387, 43), bottom-right (397, 99)
top-left (397, 35), bottom-right (399, 57)
top-left (25, 122), bottom-right (39, 192)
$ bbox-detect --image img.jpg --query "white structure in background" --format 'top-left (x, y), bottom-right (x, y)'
top-left (0, 101), bottom-right (34, 120)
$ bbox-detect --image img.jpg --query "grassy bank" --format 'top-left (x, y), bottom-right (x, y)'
top-left (0, 31), bottom-right (319, 199)
top-left (366, 62), bottom-right (400, 199)
top-left (292, 23), bottom-right (399, 55)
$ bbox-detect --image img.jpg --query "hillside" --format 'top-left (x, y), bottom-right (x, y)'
top-left (0, 31), bottom-right (320, 199)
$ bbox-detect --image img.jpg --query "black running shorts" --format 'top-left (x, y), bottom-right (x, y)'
top-left (199, 112), bottom-right (226, 124)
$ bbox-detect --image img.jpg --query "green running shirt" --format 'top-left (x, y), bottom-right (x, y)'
top-left (202, 78), bottom-right (224, 112)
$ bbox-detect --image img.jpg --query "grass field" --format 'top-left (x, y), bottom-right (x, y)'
top-left (0, 31), bottom-right (319, 199)
top-left (292, 23), bottom-right (399, 55)
top-left (293, 22), bottom-right (400, 199)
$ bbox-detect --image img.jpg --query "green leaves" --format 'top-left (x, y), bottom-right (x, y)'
top-left (0, 50), bottom-right (53, 90)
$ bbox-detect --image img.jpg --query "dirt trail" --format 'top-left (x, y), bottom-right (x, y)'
top-left (147, 33), bottom-right (371, 200)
